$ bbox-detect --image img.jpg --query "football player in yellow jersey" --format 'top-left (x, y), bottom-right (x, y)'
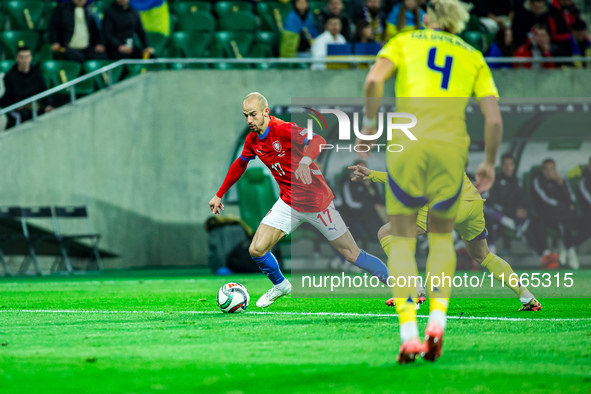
top-left (348, 164), bottom-right (542, 312)
top-left (359, 0), bottom-right (503, 363)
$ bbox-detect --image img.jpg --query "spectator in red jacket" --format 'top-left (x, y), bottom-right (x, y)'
top-left (548, 0), bottom-right (583, 56)
top-left (514, 24), bottom-right (556, 69)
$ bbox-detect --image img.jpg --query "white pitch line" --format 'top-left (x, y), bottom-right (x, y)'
top-left (0, 310), bottom-right (589, 322)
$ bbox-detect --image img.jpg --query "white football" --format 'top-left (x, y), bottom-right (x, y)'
top-left (217, 282), bottom-right (250, 313)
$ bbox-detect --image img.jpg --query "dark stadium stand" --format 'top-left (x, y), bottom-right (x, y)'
top-left (0, 205), bottom-right (117, 276)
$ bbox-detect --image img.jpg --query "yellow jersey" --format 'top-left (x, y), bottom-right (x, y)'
top-left (368, 171), bottom-right (482, 201)
top-left (377, 29), bottom-right (499, 151)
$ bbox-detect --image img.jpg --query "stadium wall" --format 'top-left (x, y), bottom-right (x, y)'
top-left (0, 68), bottom-right (589, 268)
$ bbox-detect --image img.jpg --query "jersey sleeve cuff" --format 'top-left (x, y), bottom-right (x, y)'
top-left (300, 156), bottom-right (313, 165)
top-left (476, 92), bottom-right (500, 100)
top-left (240, 155), bottom-right (255, 161)
top-left (368, 170), bottom-right (388, 184)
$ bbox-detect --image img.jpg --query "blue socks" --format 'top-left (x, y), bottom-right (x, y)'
top-left (353, 250), bottom-right (389, 284)
top-left (251, 251), bottom-right (285, 285)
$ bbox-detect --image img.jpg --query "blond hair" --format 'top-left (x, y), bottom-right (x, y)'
top-left (427, 0), bottom-right (471, 34)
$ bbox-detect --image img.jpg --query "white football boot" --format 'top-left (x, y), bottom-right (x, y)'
top-left (256, 279), bottom-right (292, 308)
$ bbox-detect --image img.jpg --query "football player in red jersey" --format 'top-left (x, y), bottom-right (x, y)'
top-left (209, 92), bottom-right (389, 308)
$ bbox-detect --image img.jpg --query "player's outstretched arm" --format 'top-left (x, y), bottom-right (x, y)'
top-left (476, 96), bottom-right (503, 193)
top-left (348, 165), bottom-right (371, 181)
top-left (210, 157), bottom-right (250, 214)
top-left (348, 165), bottom-right (388, 184)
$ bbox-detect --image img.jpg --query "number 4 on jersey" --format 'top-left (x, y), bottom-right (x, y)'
top-left (427, 47), bottom-right (453, 90)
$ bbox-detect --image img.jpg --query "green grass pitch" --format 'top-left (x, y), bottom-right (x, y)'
top-left (0, 271), bottom-right (590, 393)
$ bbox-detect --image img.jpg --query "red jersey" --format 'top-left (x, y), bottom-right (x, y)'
top-left (240, 116), bottom-right (333, 212)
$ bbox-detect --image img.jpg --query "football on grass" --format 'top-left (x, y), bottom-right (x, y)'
top-left (217, 282), bottom-right (250, 313)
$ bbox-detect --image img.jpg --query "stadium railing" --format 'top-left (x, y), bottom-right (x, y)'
top-left (1, 56), bottom-right (591, 123)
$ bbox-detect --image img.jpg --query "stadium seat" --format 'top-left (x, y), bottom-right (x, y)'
top-left (171, 31), bottom-right (212, 57)
top-left (251, 43), bottom-right (274, 69)
top-left (256, 31), bottom-right (279, 50)
top-left (41, 60), bottom-right (82, 95)
top-left (214, 1), bottom-right (253, 17)
top-left (467, 14), bottom-right (481, 31)
top-left (170, 1), bottom-right (212, 16)
top-left (218, 10), bottom-right (258, 33)
top-left (4, 0), bottom-right (46, 30)
top-left (35, 41), bottom-right (53, 62)
top-left (79, 60), bottom-right (123, 94)
top-left (146, 32), bottom-right (169, 57)
top-left (177, 11), bottom-right (216, 32)
top-left (1, 30), bottom-right (39, 58)
top-left (256, 1), bottom-right (291, 32)
top-left (212, 30), bottom-right (252, 68)
top-left (461, 30), bottom-right (486, 53)
top-left (255, 2), bottom-right (275, 32)
top-left (0, 60), bottom-right (15, 73)
top-left (214, 31), bottom-right (253, 59)
top-left (253, 32), bottom-right (279, 65)
top-left (170, 31), bottom-right (212, 69)
top-left (309, 1), bottom-right (325, 16)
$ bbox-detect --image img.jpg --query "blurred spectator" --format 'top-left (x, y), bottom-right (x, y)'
top-left (486, 25), bottom-right (516, 68)
top-left (0, 47), bottom-right (53, 127)
top-left (513, 0), bottom-right (549, 48)
top-left (487, 154), bottom-right (529, 224)
top-left (103, 0), bottom-right (154, 59)
top-left (514, 24), bottom-right (555, 69)
top-left (315, 0), bottom-right (354, 42)
top-left (568, 157), bottom-right (591, 218)
top-left (385, 0), bottom-right (425, 40)
top-left (483, 154), bottom-right (554, 265)
top-left (574, 157), bottom-right (591, 219)
top-left (480, 0), bottom-right (514, 33)
top-left (354, 19), bottom-right (377, 43)
top-left (48, 0), bottom-right (106, 63)
top-left (311, 16), bottom-right (347, 70)
top-left (548, 0), bottom-right (583, 56)
top-left (532, 158), bottom-right (590, 269)
top-left (284, 0), bottom-right (319, 53)
top-left (571, 20), bottom-right (591, 58)
top-left (340, 160), bottom-right (386, 241)
top-left (352, 0), bottom-right (386, 42)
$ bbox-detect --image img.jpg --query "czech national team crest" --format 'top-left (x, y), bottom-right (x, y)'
top-left (272, 140), bottom-right (282, 153)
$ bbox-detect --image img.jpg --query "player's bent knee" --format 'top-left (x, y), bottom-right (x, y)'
top-left (248, 242), bottom-right (268, 258)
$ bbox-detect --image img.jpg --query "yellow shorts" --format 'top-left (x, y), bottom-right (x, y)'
top-left (386, 140), bottom-right (466, 219)
top-left (416, 200), bottom-right (487, 241)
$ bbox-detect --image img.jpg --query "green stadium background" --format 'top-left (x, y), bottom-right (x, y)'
top-left (1, 68), bottom-right (590, 269)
